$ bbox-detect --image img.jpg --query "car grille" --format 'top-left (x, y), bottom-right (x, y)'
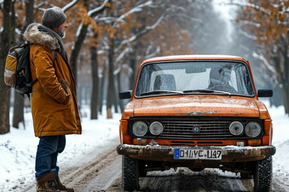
top-left (160, 119), bottom-right (232, 139)
top-left (129, 117), bottom-right (263, 140)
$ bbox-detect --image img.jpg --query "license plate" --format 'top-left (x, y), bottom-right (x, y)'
top-left (174, 148), bottom-right (222, 160)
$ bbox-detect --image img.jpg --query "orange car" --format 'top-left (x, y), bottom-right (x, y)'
top-left (117, 55), bottom-right (276, 192)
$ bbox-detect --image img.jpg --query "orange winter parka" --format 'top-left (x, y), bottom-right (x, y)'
top-left (24, 23), bottom-right (82, 137)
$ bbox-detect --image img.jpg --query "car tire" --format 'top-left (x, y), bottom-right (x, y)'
top-left (253, 156), bottom-right (272, 192)
top-left (189, 167), bottom-right (204, 172)
top-left (122, 155), bottom-right (140, 191)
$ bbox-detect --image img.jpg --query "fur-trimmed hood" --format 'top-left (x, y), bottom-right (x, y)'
top-left (24, 23), bottom-right (68, 61)
top-left (24, 23), bottom-right (59, 51)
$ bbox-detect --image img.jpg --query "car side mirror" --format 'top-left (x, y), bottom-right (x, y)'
top-left (258, 89), bottom-right (273, 97)
top-left (119, 91), bottom-right (132, 100)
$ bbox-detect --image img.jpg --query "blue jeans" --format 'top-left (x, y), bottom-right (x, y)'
top-left (35, 135), bottom-right (66, 178)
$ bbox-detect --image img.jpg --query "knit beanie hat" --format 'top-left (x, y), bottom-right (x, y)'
top-left (42, 7), bottom-right (67, 29)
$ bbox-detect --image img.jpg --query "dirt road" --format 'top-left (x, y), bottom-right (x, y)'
top-left (22, 139), bottom-right (289, 192)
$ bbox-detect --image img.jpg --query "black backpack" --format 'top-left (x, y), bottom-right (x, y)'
top-left (4, 42), bottom-right (37, 96)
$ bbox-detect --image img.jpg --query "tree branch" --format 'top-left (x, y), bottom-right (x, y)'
top-left (252, 52), bottom-right (276, 74)
top-left (88, 0), bottom-right (109, 17)
top-left (115, 1), bottom-right (153, 23)
top-left (224, 1), bottom-right (270, 15)
top-left (115, 14), bottom-right (165, 53)
top-left (62, 0), bottom-right (79, 12)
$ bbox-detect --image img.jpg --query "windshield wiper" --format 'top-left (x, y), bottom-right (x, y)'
top-left (184, 89), bottom-right (231, 96)
top-left (141, 89), bottom-right (232, 96)
top-left (183, 89), bottom-right (214, 93)
top-left (211, 90), bottom-right (232, 96)
top-left (140, 90), bottom-right (183, 96)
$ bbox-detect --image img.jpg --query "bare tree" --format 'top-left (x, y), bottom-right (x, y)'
top-left (0, 0), bottom-right (15, 134)
top-left (234, 0), bottom-right (289, 113)
top-left (90, 33), bottom-right (99, 119)
top-left (69, 0), bottom-right (109, 84)
top-left (103, 0), bottom-right (169, 118)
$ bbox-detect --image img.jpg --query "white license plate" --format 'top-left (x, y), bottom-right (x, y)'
top-left (174, 148), bottom-right (222, 160)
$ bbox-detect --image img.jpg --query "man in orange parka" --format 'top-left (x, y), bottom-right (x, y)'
top-left (23, 6), bottom-right (81, 192)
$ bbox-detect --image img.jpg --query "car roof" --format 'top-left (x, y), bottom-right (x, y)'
top-left (141, 55), bottom-right (248, 64)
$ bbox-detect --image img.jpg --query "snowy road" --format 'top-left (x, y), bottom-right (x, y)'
top-left (21, 139), bottom-right (122, 192)
top-left (11, 104), bottom-right (289, 192)
top-left (86, 147), bottom-right (289, 192)
top-left (20, 138), bottom-right (289, 192)
top-left (2, 103), bottom-right (289, 191)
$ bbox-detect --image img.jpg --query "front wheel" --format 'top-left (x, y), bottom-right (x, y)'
top-left (253, 156), bottom-right (273, 192)
top-left (122, 155), bottom-right (140, 191)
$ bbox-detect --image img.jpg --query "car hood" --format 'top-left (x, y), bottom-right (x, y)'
top-left (124, 95), bottom-right (263, 118)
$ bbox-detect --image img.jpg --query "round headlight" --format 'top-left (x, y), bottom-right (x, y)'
top-left (149, 121), bottom-right (164, 135)
top-left (132, 121), bottom-right (148, 137)
top-left (229, 121), bottom-right (244, 136)
top-left (245, 122), bottom-right (261, 138)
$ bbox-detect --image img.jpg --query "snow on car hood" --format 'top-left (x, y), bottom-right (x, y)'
top-left (128, 95), bottom-right (261, 117)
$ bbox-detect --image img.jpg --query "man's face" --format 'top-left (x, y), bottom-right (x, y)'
top-left (57, 21), bottom-right (68, 38)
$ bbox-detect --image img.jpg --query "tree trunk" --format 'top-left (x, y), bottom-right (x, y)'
top-left (0, 0), bottom-right (15, 134)
top-left (106, 35), bottom-right (115, 119)
top-left (113, 77), bottom-right (119, 113)
top-left (281, 84), bottom-right (289, 114)
top-left (0, 88), bottom-right (10, 134)
top-left (24, 0), bottom-right (35, 28)
top-left (129, 51), bottom-right (137, 89)
top-left (99, 65), bottom-right (106, 115)
top-left (269, 82), bottom-right (283, 107)
top-left (70, 25), bottom-right (88, 84)
top-left (12, 93), bottom-right (25, 128)
top-left (90, 34), bottom-right (99, 119)
top-left (277, 43), bottom-right (289, 114)
top-left (118, 71), bottom-right (124, 112)
top-left (282, 48), bottom-right (289, 114)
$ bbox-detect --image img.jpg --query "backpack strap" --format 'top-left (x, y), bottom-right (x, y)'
top-left (52, 50), bottom-right (58, 60)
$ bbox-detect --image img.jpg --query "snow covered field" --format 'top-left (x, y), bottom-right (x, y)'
top-left (0, 101), bottom-right (289, 191)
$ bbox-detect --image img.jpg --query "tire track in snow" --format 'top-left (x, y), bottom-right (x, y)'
top-left (272, 174), bottom-right (289, 192)
top-left (81, 155), bottom-right (121, 191)
top-left (23, 139), bottom-right (120, 192)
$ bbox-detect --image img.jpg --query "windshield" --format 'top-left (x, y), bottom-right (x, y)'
top-left (135, 61), bottom-right (255, 97)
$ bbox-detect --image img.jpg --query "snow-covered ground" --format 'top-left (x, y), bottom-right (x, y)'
top-left (0, 106), bottom-right (121, 191)
top-left (0, 101), bottom-right (289, 191)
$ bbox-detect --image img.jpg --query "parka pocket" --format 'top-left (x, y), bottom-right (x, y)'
top-left (58, 79), bottom-right (72, 105)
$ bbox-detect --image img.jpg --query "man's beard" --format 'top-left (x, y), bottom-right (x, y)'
top-left (57, 27), bottom-right (66, 38)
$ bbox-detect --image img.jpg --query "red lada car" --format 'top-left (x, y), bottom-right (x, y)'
top-left (117, 55), bottom-right (275, 192)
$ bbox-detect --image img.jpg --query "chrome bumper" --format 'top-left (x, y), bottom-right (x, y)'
top-left (116, 144), bottom-right (276, 162)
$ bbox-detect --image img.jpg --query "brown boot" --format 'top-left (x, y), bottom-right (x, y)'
top-left (55, 176), bottom-right (74, 192)
top-left (36, 171), bottom-right (59, 192)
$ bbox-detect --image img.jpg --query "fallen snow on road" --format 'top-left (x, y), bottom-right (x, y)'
top-left (0, 101), bottom-right (289, 191)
